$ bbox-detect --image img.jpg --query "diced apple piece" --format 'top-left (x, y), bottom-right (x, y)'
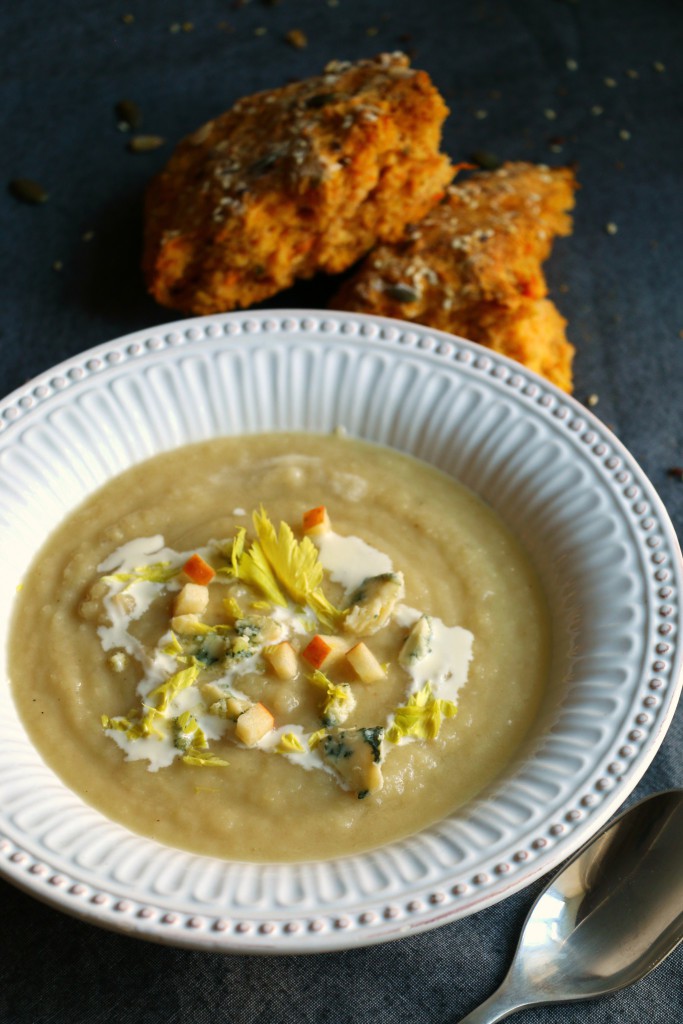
top-left (170, 613), bottom-right (203, 634)
top-left (302, 634), bottom-right (332, 669)
top-left (182, 553), bottom-right (216, 585)
top-left (264, 641), bottom-right (298, 680)
top-left (174, 582), bottom-right (209, 617)
top-left (226, 695), bottom-right (252, 719)
top-left (302, 505), bottom-right (331, 537)
top-left (346, 641), bottom-right (386, 683)
top-left (208, 694), bottom-right (253, 720)
top-left (302, 634), bottom-right (348, 670)
top-left (201, 682), bottom-right (226, 703)
top-left (235, 703), bottom-right (274, 746)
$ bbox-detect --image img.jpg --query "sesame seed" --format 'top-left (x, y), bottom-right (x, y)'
top-left (544, 109), bottom-right (557, 120)
top-left (182, 21), bottom-right (194, 32)
top-left (587, 394), bottom-right (600, 407)
top-left (254, 26), bottom-right (268, 36)
top-left (619, 129), bottom-right (631, 140)
top-left (82, 230), bottom-right (95, 242)
top-left (627, 68), bottom-right (639, 79)
top-left (474, 109), bottom-right (488, 119)
top-left (653, 61), bottom-right (666, 72)
top-left (591, 105), bottom-right (604, 116)
top-left (605, 222), bottom-right (618, 235)
top-left (52, 260), bottom-right (63, 272)
top-left (169, 22), bottom-right (181, 33)
top-left (566, 58), bottom-right (578, 71)
top-left (604, 77), bottom-right (617, 87)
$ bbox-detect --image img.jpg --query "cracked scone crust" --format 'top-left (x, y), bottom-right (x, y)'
top-left (332, 162), bottom-right (578, 391)
top-left (143, 53), bottom-right (453, 314)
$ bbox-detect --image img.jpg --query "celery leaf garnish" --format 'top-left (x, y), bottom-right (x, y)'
top-left (252, 507), bottom-right (341, 628)
top-left (386, 682), bottom-right (457, 743)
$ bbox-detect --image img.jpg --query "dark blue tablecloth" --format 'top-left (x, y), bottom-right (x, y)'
top-left (1, 2), bottom-right (681, 1021)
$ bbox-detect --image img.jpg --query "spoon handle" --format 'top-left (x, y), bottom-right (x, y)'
top-left (456, 981), bottom-right (529, 1024)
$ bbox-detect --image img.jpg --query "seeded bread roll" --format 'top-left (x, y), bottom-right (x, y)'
top-left (332, 162), bottom-right (578, 392)
top-left (143, 53), bottom-right (453, 314)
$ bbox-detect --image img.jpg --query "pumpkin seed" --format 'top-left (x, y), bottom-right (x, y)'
top-left (386, 284), bottom-right (419, 303)
top-left (128, 135), bottom-right (165, 153)
top-left (305, 92), bottom-right (339, 109)
top-left (9, 178), bottom-right (48, 204)
top-left (249, 152), bottom-right (279, 176)
top-left (470, 150), bottom-right (502, 171)
top-left (285, 29), bottom-right (308, 49)
top-left (115, 99), bottom-right (141, 132)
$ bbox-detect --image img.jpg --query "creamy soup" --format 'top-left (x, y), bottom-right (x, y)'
top-left (10, 433), bottom-right (549, 861)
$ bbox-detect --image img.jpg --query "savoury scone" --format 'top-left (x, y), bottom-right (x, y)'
top-left (143, 53), bottom-right (453, 314)
top-left (332, 162), bottom-right (577, 391)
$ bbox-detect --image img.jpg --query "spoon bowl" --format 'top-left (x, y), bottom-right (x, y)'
top-left (458, 790), bottom-right (683, 1023)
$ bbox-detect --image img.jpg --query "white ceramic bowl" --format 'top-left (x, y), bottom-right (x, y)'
top-left (0, 311), bottom-right (681, 952)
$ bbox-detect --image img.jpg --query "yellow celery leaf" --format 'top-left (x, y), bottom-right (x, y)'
top-left (182, 748), bottom-right (230, 768)
top-left (101, 714), bottom-right (130, 732)
top-left (162, 633), bottom-right (184, 657)
top-left (101, 707), bottom-right (164, 741)
top-left (276, 732), bottom-right (305, 754)
top-left (308, 728), bottom-right (326, 749)
top-left (217, 525), bottom-right (284, 605)
top-left (252, 507), bottom-right (341, 627)
top-left (117, 704), bottom-right (165, 741)
top-left (174, 620), bottom-right (233, 637)
top-left (104, 561), bottom-right (180, 587)
top-left (238, 540), bottom-right (287, 607)
top-left (173, 711), bottom-right (208, 752)
top-left (228, 528), bottom-right (246, 576)
top-left (148, 663), bottom-right (201, 713)
top-left (223, 595), bottom-right (244, 620)
top-left (307, 591), bottom-right (342, 632)
top-left (308, 668), bottom-right (333, 691)
top-left (386, 682), bottom-right (457, 744)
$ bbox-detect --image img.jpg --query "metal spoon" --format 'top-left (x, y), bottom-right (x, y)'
top-left (458, 789), bottom-right (683, 1023)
